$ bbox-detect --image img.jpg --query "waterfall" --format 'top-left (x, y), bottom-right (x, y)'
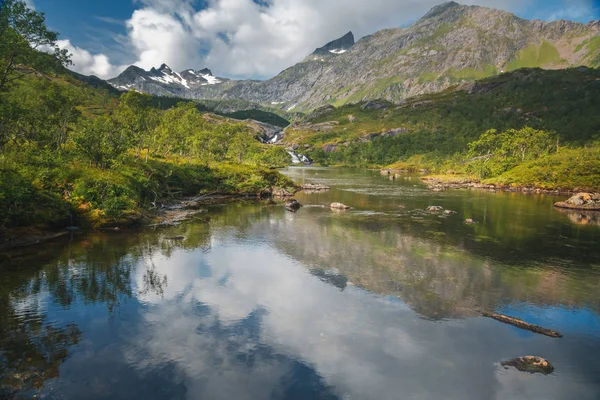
top-left (287, 151), bottom-right (302, 164)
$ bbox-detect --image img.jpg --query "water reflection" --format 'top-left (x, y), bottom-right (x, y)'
top-left (0, 168), bottom-right (599, 399)
top-left (555, 208), bottom-right (600, 226)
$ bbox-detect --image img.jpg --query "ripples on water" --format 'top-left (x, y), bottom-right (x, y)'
top-left (1, 167), bottom-right (599, 400)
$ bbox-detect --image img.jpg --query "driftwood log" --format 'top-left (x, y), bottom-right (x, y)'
top-left (483, 312), bottom-right (563, 338)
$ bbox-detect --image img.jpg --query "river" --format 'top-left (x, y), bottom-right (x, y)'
top-left (1, 167), bottom-right (599, 399)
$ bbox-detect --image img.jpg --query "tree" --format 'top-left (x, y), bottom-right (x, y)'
top-left (227, 131), bottom-right (258, 163)
top-left (72, 116), bottom-right (128, 169)
top-left (0, 0), bottom-right (70, 92)
top-left (465, 127), bottom-right (558, 178)
top-left (114, 91), bottom-right (155, 158)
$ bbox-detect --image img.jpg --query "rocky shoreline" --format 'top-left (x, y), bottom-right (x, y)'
top-left (0, 190), bottom-right (300, 253)
top-left (554, 193), bottom-right (600, 211)
top-left (418, 175), bottom-right (579, 195)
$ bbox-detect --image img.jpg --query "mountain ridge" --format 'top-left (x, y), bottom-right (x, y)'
top-left (105, 1), bottom-right (600, 112)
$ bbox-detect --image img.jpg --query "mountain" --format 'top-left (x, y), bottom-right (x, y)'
top-left (107, 2), bottom-right (600, 112)
top-left (280, 66), bottom-right (600, 167)
top-left (107, 64), bottom-right (235, 98)
top-left (312, 31), bottom-right (355, 55)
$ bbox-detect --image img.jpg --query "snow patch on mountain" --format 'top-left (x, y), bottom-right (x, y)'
top-left (108, 64), bottom-right (223, 93)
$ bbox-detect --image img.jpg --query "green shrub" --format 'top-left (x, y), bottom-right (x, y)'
top-left (0, 168), bottom-right (69, 227)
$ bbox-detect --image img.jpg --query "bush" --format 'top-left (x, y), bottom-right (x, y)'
top-left (0, 168), bottom-right (69, 228)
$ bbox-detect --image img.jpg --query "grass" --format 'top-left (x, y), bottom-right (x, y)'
top-left (506, 41), bottom-right (565, 71)
top-left (447, 65), bottom-right (497, 81)
top-left (576, 36), bottom-right (600, 67)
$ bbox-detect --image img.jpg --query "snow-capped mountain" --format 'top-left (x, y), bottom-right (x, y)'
top-left (108, 64), bottom-right (226, 97)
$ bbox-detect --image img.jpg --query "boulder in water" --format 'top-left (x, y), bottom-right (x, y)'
top-left (426, 206), bottom-right (444, 212)
top-left (285, 199), bottom-right (302, 212)
top-left (330, 202), bottom-right (350, 210)
top-left (554, 193), bottom-right (600, 210)
top-left (501, 356), bottom-right (554, 375)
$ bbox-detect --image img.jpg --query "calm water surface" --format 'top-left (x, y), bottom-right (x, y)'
top-left (1, 167), bottom-right (600, 400)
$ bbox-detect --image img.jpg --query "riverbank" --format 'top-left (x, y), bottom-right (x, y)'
top-left (0, 191), bottom-right (297, 253)
top-left (0, 158), bottom-right (298, 251)
top-left (418, 174), bottom-right (576, 195)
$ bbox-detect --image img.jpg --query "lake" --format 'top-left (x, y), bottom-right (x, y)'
top-left (1, 167), bottom-right (599, 400)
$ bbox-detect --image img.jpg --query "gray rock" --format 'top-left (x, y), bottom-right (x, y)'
top-left (501, 356), bottom-right (554, 375)
top-left (330, 203), bottom-right (351, 210)
top-left (285, 199), bottom-right (302, 212)
top-left (427, 206), bottom-right (444, 212)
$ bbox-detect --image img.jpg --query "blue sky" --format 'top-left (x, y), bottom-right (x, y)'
top-left (29, 0), bottom-right (600, 79)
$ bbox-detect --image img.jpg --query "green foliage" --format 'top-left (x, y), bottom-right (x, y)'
top-left (149, 96), bottom-right (291, 127)
top-left (72, 116), bottom-right (129, 168)
top-left (0, 0), bottom-right (70, 92)
top-left (287, 68), bottom-right (600, 170)
top-left (0, 168), bottom-right (69, 227)
top-left (222, 109), bottom-right (290, 128)
top-left (465, 127), bottom-right (558, 178)
top-left (0, 1), bottom-right (296, 230)
top-left (487, 144), bottom-right (600, 190)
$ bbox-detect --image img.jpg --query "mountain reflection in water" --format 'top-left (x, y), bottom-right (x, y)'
top-left (1, 168), bottom-right (599, 400)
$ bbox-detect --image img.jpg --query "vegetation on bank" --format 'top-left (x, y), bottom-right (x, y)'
top-left (285, 67), bottom-right (600, 190)
top-left (0, 0), bottom-right (295, 231)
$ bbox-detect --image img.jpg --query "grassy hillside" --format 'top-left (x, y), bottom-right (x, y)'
top-left (283, 67), bottom-right (600, 189)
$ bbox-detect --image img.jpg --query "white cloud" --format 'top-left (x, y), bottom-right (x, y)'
top-left (64, 0), bottom-right (582, 80)
top-left (57, 39), bottom-right (126, 78)
top-left (544, 0), bottom-right (597, 21)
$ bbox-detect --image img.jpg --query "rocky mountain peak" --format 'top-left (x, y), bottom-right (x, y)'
top-left (313, 31), bottom-right (355, 55)
top-left (104, 2), bottom-right (600, 112)
top-left (420, 1), bottom-right (466, 21)
top-left (108, 63), bottom-right (224, 93)
top-left (158, 63), bottom-right (172, 73)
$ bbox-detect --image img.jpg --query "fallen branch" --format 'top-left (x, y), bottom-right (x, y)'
top-left (482, 312), bottom-right (563, 338)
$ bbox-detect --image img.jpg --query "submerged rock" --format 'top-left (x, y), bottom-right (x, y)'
top-left (330, 202), bottom-right (351, 210)
top-left (465, 218), bottom-right (477, 225)
top-left (285, 199), bottom-right (302, 212)
top-left (554, 193), bottom-right (600, 210)
top-left (426, 206), bottom-right (444, 212)
top-left (301, 183), bottom-right (331, 191)
top-left (501, 356), bottom-right (554, 375)
top-left (443, 210), bottom-right (457, 215)
top-left (272, 187), bottom-right (297, 197)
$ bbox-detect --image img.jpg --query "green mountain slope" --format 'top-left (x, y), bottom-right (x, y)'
top-left (281, 67), bottom-right (600, 189)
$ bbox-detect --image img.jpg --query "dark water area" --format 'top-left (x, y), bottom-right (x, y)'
top-left (1, 167), bottom-right (599, 399)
